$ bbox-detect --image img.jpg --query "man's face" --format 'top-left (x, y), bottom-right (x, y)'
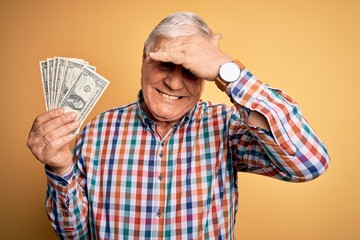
top-left (140, 38), bottom-right (205, 124)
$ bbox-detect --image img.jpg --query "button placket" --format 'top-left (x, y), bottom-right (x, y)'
top-left (154, 139), bottom-right (166, 218)
top-left (158, 140), bottom-right (165, 182)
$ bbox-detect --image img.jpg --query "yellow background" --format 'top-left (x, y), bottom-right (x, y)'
top-left (1, 0), bottom-right (359, 239)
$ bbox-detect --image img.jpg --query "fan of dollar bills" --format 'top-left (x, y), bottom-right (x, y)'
top-left (39, 57), bottom-right (110, 133)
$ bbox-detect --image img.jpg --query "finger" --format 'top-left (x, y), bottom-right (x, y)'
top-left (31, 108), bottom-right (65, 132)
top-left (41, 133), bottom-right (75, 164)
top-left (43, 133), bottom-right (75, 153)
top-left (149, 51), bottom-right (186, 65)
top-left (211, 33), bottom-right (223, 48)
top-left (43, 119), bottom-right (80, 144)
top-left (38, 111), bottom-right (77, 136)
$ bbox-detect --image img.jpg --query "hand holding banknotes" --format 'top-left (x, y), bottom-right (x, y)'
top-left (27, 57), bottom-right (109, 175)
top-left (27, 108), bottom-right (79, 175)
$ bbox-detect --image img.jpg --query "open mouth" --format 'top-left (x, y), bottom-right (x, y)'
top-left (157, 89), bottom-right (183, 100)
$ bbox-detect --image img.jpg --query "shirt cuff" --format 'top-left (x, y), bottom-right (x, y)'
top-left (229, 69), bottom-right (266, 109)
top-left (45, 164), bottom-right (76, 193)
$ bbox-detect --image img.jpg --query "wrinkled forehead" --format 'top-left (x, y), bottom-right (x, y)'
top-left (150, 36), bottom-right (172, 52)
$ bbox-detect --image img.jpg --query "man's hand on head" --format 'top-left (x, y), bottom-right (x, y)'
top-left (149, 34), bottom-right (233, 81)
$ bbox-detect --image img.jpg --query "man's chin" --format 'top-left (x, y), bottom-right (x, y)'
top-left (153, 113), bottom-right (182, 123)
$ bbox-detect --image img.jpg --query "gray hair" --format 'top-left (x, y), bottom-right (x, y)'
top-left (144, 12), bottom-right (213, 54)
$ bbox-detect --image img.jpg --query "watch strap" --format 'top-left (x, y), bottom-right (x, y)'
top-left (215, 60), bottom-right (245, 91)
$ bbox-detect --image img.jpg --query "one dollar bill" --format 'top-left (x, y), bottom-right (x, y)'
top-left (39, 57), bottom-right (110, 134)
top-left (59, 66), bottom-right (109, 127)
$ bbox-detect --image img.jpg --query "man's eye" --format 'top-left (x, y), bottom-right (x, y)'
top-left (158, 62), bottom-right (176, 71)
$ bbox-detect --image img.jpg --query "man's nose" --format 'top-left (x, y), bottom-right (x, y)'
top-left (164, 68), bottom-right (184, 90)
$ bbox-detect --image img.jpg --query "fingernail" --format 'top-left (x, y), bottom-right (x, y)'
top-left (68, 112), bottom-right (77, 118)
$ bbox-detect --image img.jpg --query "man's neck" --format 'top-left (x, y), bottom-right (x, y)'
top-left (140, 101), bottom-right (178, 137)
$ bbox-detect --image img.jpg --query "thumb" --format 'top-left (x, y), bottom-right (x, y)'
top-left (211, 33), bottom-right (223, 48)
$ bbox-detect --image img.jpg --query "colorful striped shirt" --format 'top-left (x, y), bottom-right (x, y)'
top-left (45, 68), bottom-right (330, 239)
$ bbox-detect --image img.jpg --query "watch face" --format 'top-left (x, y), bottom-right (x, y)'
top-left (219, 62), bottom-right (241, 82)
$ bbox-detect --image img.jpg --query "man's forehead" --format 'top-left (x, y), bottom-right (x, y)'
top-left (151, 37), bottom-right (173, 51)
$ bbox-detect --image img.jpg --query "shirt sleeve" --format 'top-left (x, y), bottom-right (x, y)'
top-left (45, 149), bottom-right (89, 239)
top-left (228, 69), bottom-right (330, 182)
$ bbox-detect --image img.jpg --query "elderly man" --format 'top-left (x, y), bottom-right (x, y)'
top-left (27, 12), bottom-right (330, 239)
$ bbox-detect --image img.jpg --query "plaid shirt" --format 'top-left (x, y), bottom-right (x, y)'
top-left (45, 69), bottom-right (330, 239)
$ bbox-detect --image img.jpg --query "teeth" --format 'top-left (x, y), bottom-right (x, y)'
top-left (159, 90), bottom-right (181, 100)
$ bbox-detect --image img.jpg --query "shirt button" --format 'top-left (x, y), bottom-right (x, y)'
top-left (159, 152), bottom-right (163, 158)
top-left (238, 90), bottom-right (244, 98)
top-left (156, 209), bottom-right (161, 217)
top-left (161, 142), bottom-right (165, 147)
top-left (158, 174), bottom-right (163, 181)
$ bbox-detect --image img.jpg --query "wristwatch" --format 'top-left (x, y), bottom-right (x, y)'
top-left (215, 60), bottom-right (245, 91)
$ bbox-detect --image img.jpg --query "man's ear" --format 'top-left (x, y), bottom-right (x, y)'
top-left (141, 46), bottom-right (146, 74)
top-left (142, 47), bottom-right (146, 62)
